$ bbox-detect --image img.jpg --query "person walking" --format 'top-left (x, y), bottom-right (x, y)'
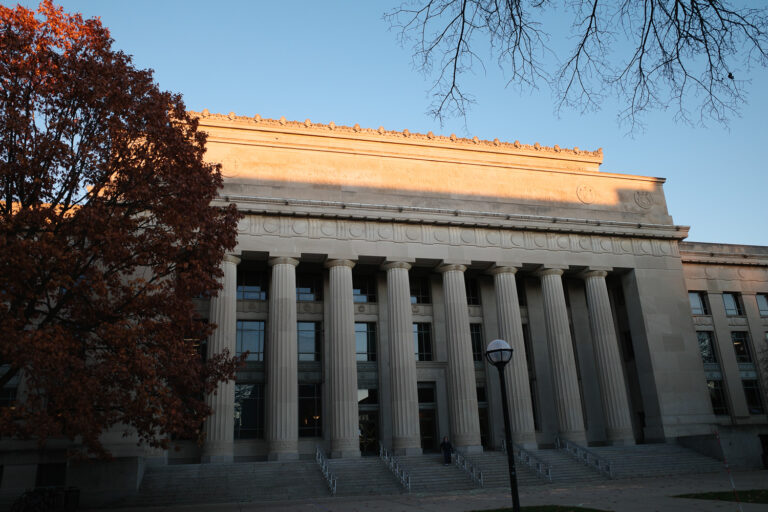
top-left (440, 436), bottom-right (453, 465)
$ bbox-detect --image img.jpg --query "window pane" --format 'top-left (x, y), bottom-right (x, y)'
top-left (696, 331), bottom-right (717, 364)
top-left (352, 275), bottom-right (377, 303)
top-left (299, 384), bottom-right (322, 437)
top-left (688, 292), bottom-right (708, 315)
top-left (465, 277), bottom-right (480, 306)
top-left (296, 274), bottom-right (322, 302)
top-left (355, 322), bottom-right (377, 361)
top-left (237, 268), bottom-right (268, 300)
top-left (723, 293), bottom-right (743, 316)
top-left (410, 277), bottom-right (431, 304)
top-left (742, 380), bottom-right (764, 415)
top-left (298, 322), bottom-right (321, 361)
top-left (470, 323), bottom-right (484, 362)
top-left (413, 323), bottom-right (432, 361)
top-left (236, 320), bottom-right (265, 361)
top-left (234, 383), bottom-right (264, 439)
top-left (707, 380), bottom-right (729, 416)
top-left (757, 294), bottom-right (768, 316)
top-left (731, 331), bottom-right (752, 363)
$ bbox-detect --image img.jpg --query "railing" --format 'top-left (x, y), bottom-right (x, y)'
top-left (501, 440), bottom-right (553, 482)
top-left (315, 446), bottom-right (337, 495)
top-left (554, 435), bottom-right (613, 478)
top-left (453, 450), bottom-right (484, 487)
top-left (378, 442), bottom-right (411, 492)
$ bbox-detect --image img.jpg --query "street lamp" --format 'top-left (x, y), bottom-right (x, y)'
top-left (485, 339), bottom-right (521, 512)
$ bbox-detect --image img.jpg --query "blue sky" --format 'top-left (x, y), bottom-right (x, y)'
top-left (12, 1), bottom-right (768, 245)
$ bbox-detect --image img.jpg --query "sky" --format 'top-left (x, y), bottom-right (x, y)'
top-left (10, 1), bottom-right (768, 246)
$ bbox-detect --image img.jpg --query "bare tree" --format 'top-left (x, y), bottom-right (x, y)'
top-left (386, 1), bottom-right (768, 129)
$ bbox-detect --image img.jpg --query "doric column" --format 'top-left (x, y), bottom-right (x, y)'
top-left (266, 256), bottom-right (300, 460)
top-left (203, 253), bottom-right (240, 463)
top-left (490, 266), bottom-right (537, 448)
top-left (382, 261), bottom-right (422, 455)
top-left (438, 264), bottom-right (482, 452)
top-left (325, 259), bottom-right (360, 458)
top-left (536, 266), bottom-right (586, 443)
top-left (582, 268), bottom-right (635, 445)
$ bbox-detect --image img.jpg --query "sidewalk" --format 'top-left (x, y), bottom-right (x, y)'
top-left (97, 470), bottom-right (767, 512)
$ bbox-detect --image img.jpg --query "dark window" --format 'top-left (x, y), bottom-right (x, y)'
top-left (470, 323), bottom-right (484, 362)
top-left (516, 277), bottom-right (527, 307)
top-left (742, 380), bottom-right (764, 415)
top-left (757, 294), bottom-right (768, 316)
top-left (234, 383), bottom-right (264, 439)
top-left (413, 323), bottom-right (433, 361)
top-left (410, 276), bottom-right (431, 304)
top-left (465, 277), bottom-right (480, 305)
top-left (237, 268), bottom-right (268, 300)
top-left (353, 275), bottom-right (377, 303)
top-left (723, 292), bottom-right (744, 316)
top-left (688, 291), bottom-right (709, 315)
top-left (236, 320), bottom-right (265, 361)
top-left (522, 324), bottom-right (534, 369)
top-left (298, 322), bottom-right (322, 361)
top-left (697, 331), bottom-right (718, 364)
top-left (35, 463), bottom-right (66, 487)
top-left (707, 380), bottom-right (729, 416)
top-left (476, 383), bottom-right (487, 403)
top-left (355, 322), bottom-right (377, 361)
top-left (417, 383), bottom-right (436, 403)
top-left (358, 388), bottom-right (378, 405)
top-left (0, 365), bottom-right (18, 408)
top-left (731, 331), bottom-right (752, 363)
top-left (296, 274), bottom-right (322, 302)
top-left (299, 384), bottom-right (322, 437)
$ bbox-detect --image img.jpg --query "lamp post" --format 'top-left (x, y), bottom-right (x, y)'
top-left (486, 339), bottom-right (521, 512)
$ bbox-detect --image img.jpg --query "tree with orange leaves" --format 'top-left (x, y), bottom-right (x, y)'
top-left (0, 2), bottom-right (242, 456)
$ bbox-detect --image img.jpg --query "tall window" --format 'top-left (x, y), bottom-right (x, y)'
top-left (722, 292), bottom-right (744, 316)
top-left (707, 380), bottom-right (729, 416)
top-left (757, 294), bottom-right (768, 317)
top-left (236, 320), bottom-right (265, 361)
top-left (470, 323), bottom-right (484, 362)
top-left (731, 331), bottom-right (752, 363)
top-left (237, 268), bottom-right (268, 300)
top-left (0, 365), bottom-right (18, 409)
top-left (298, 322), bottom-right (322, 361)
top-left (355, 322), bottom-right (377, 361)
top-left (742, 380), bottom-right (764, 415)
top-left (410, 276), bottom-right (431, 304)
top-left (296, 274), bottom-right (322, 301)
top-left (298, 384), bottom-right (322, 437)
top-left (465, 277), bottom-right (480, 305)
top-left (413, 323), bottom-right (433, 361)
top-left (688, 292), bottom-right (709, 315)
top-left (352, 275), bottom-right (377, 303)
top-left (696, 331), bottom-right (718, 364)
top-left (234, 383), bottom-right (264, 439)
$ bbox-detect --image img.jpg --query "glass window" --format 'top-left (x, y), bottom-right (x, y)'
top-left (417, 382), bottom-right (435, 403)
top-left (0, 365), bottom-right (18, 408)
top-left (476, 383), bottom-right (487, 404)
top-left (236, 320), bottom-right (265, 361)
top-left (723, 292), bottom-right (744, 316)
top-left (296, 274), bottom-right (322, 302)
top-left (237, 268), bottom-right (268, 300)
top-left (742, 380), bottom-right (764, 415)
top-left (413, 322), bottom-right (433, 361)
top-left (298, 322), bottom-right (322, 361)
top-left (696, 331), bottom-right (718, 364)
top-left (465, 277), bottom-right (481, 305)
top-left (355, 322), bottom-right (377, 361)
top-left (688, 292), bottom-right (709, 315)
top-left (234, 383), bottom-right (264, 439)
top-left (707, 380), bottom-right (729, 416)
top-left (358, 388), bottom-right (379, 405)
top-left (757, 294), bottom-right (768, 316)
top-left (352, 275), bottom-right (377, 303)
top-left (470, 323), bottom-right (484, 362)
top-left (731, 331), bottom-right (752, 363)
top-left (298, 384), bottom-right (322, 437)
top-left (409, 276), bottom-right (431, 304)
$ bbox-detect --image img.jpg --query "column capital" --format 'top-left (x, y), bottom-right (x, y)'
top-left (382, 261), bottom-right (412, 271)
top-left (268, 256), bottom-right (299, 267)
top-left (535, 265), bottom-right (568, 277)
top-left (488, 265), bottom-right (521, 276)
top-left (222, 254), bottom-right (241, 265)
top-left (325, 258), bottom-right (356, 269)
top-left (581, 267), bottom-right (611, 279)
top-left (437, 263), bottom-right (467, 273)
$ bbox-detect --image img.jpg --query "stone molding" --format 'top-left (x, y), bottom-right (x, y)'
top-left (488, 265), bottom-right (520, 275)
top-left (222, 254), bottom-right (241, 265)
top-left (268, 256), bottom-right (299, 267)
top-left (382, 261), bottom-right (412, 271)
top-left (324, 258), bottom-right (356, 269)
top-left (437, 264), bottom-right (467, 273)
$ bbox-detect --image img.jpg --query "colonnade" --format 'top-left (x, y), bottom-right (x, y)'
top-left (203, 256), bottom-right (635, 462)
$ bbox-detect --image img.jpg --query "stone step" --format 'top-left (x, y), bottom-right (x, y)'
top-left (327, 457), bottom-right (405, 496)
top-left (589, 444), bottom-right (724, 479)
top-left (398, 454), bottom-right (479, 493)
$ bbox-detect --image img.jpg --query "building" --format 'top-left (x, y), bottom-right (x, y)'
top-left (2, 112), bottom-right (767, 501)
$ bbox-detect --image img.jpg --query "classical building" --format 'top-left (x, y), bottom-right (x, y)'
top-left (2, 112), bottom-right (767, 501)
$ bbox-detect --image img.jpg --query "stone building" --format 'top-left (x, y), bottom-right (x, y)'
top-left (1, 112), bottom-right (767, 500)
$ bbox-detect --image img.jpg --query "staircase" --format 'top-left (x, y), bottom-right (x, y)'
top-left (468, 451), bottom-right (549, 488)
top-left (327, 457), bottom-right (405, 496)
top-left (398, 454), bottom-right (480, 493)
top-left (590, 443), bottom-right (724, 479)
top-left (528, 448), bottom-right (607, 483)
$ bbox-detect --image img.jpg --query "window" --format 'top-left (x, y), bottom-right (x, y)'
top-left (742, 380), bottom-right (764, 415)
top-left (757, 294), bottom-right (768, 316)
top-left (409, 276), bottom-right (431, 304)
top-left (688, 292), bottom-right (709, 315)
top-left (236, 320), bottom-right (265, 361)
top-left (707, 380), bottom-right (729, 416)
top-left (358, 388), bottom-right (378, 406)
top-left (696, 331), bottom-right (718, 364)
top-left (413, 323), bottom-right (433, 361)
top-left (470, 323), bottom-right (484, 362)
top-left (723, 292), bottom-right (744, 316)
top-left (355, 322), bottom-right (377, 361)
top-left (731, 331), bottom-right (752, 363)
top-left (1, 365), bottom-right (19, 409)
top-left (298, 322), bottom-right (322, 361)
top-left (298, 384), bottom-right (322, 437)
top-left (296, 274), bottom-right (322, 302)
top-left (234, 383), bottom-right (264, 438)
top-left (417, 383), bottom-right (436, 404)
top-left (465, 277), bottom-right (480, 305)
top-left (352, 275), bottom-right (377, 303)
top-left (237, 268), bottom-right (268, 300)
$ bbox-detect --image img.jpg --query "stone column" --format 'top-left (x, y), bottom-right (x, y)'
top-left (383, 262), bottom-right (422, 455)
top-left (536, 266), bottom-right (587, 443)
top-left (266, 257), bottom-right (299, 460)
top-left (490, 266), bottom-right (537, 447)
top-left (203, 253), bottom-right (240, 463)
top-left (582, 268), bottom-right (635, 445)
top-left (326, 259), bottom-right (361, 458)
top-left (438, 264), bottom-right (482, 452)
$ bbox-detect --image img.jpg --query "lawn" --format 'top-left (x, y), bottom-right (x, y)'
top-left (675, 489), bottom-right (768, 504)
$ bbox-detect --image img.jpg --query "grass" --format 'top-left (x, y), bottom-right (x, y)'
top-left (675, 489), bottom-right (768, 504)
top-left (472, 506), bottom-right (612, 512)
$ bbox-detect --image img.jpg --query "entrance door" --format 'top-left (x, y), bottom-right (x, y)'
top-left (359, 411), bottom-right (379, 455)
top-left (419, 409), bottom-right (438, 452)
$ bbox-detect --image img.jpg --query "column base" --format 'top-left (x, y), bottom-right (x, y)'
top-left (511, 431), bottom-right (538, 449)
top-left (559, 430), bottom-right (588, 445)
top-left (268, 451), bottom-right (300, 461)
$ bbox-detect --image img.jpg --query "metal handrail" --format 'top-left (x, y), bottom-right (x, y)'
top-left (315, 446), bottom-right (338, 495)
top-left (501, 440), bottom-right (553, 482)
top-left (453, 450), bottom-right (484, 487)
top-left (554, 435), bottom-right (613, 478)
top-left (378, 442), bottom-right (411, 492)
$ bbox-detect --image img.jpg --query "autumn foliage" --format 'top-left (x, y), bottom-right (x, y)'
top-left (0, 2), bottom-right (242, 455)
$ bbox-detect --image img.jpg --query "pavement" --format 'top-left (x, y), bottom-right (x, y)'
top-left (93, 470), bottom-right (768, 512)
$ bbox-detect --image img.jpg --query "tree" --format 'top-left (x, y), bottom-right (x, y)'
top-left (386, 0), bottom-right (768, 128)
top-left (0, 1), bottom-right (242, 456)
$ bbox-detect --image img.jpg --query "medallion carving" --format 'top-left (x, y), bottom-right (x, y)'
top-left (577, 184), bottom-right (595, 204)
top-left (634, 191), bottom-right (653, 209)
